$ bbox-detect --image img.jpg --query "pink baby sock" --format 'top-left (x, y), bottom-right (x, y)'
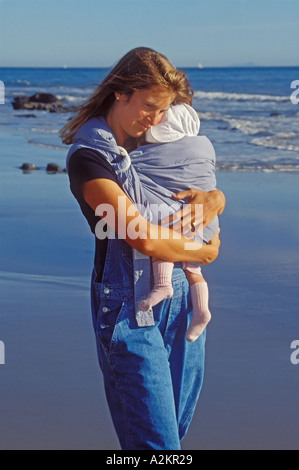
top-left (139, 260), bottom-right (174, 311)
top-left (186, 282), bottom-right (211, 342)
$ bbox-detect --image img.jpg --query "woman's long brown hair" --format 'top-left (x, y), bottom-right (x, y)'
top-left (60, 47), bottom-right (193, 145)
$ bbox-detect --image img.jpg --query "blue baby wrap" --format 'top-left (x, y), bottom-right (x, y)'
top-left (66, 116), bottom-right (219, 326)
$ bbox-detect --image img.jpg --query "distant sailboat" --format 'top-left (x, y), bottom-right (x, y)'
top-left (197, 63), bottom-right (204, 69)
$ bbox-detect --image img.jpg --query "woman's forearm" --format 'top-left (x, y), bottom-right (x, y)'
top-left (83, 178), bottom-right (220, 265)
top-left (138, 222), bottom-right (219, 264)
top-left (212, 189), bottom-right (226, 216)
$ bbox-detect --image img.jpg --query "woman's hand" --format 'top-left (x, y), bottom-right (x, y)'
top-left (161, 188), bottom-right (226, 236)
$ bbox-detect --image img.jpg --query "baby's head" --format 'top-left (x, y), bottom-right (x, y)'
top-left (145, 103), bottom-right (200, 144)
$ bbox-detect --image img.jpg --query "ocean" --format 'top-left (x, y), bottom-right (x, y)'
top-left (0, 66), bottom-right (299, 173)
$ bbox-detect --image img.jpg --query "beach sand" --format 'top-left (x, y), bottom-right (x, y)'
top-left (0, 169), bottom-right (299, 450)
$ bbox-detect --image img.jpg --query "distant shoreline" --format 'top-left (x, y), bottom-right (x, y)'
top-left (1, 65), bottom-right (299, 70)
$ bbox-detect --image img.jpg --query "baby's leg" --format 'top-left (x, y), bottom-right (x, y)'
top-left (183, 264), bottom-right (211, 342)
top-left (139, 259), bottom-right (174, 311)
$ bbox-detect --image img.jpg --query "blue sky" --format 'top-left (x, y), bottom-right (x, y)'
top-left (0, 0), bottom-right (298, 67)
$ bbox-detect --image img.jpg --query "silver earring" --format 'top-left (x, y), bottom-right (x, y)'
top-left (116, 96), bottom-right (120, 101)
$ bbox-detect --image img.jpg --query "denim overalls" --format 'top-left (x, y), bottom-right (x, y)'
top-left (67, 118), bottom-right (207, 450)
top-left (91, 237), bottom-right (206, 450)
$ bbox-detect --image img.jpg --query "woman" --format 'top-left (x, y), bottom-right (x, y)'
top-left (61, 47), bottom-right (225, 450)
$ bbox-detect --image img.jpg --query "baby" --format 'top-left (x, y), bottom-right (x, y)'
top-left (129, 103), bottom-right (220, 342)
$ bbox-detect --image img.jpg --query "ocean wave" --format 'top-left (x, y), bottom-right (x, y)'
top-left (0, 270), bottom-right (90, 288)
top-left (31, 128), bottom-right (60, 133)
top-left (217, 163), bottom-right (299, 172)
top-left (194, 90), bottom-right (289, 102)
top-left (251, 134), bottom-right (299, 152)
top-left (6, 79), bottom-right (32, 86)
top-left (27, 139), bottom-right (66, 150)
top-left (58, 94), bottom-right (86, 106)
top-left (199, 111), bottom-right (270, 135)
top-left (9, 88), bottom-right (90, 105)
top-left (228, 118), bottom-right (270, 135)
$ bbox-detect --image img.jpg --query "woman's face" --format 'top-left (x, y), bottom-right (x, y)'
top-left (108, 86), bottom-right (175, 146)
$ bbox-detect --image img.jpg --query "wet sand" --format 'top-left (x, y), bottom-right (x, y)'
top-left (1, 169), bottom-right (299, 449)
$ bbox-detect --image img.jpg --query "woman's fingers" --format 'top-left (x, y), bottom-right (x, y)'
top-left (171, 206), bottom-right (192, 232)
top-left (162, 208), bottom-right (203, 237)
top-left (172, 189), bottom-right (194, 200)
top-left (161, 207), bottom-right (184, 226)
top-left (161, 190), bottom-right (193, 226)
top-left (161, 194), bottom-right (203, 234)
top-left (183, 224), bottom-right (203, 239)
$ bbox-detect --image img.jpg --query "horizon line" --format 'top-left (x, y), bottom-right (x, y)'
top-left (0, 64), bottom-right (298, 69)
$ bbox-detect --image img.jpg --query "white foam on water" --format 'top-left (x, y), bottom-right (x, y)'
top-left (0, 270), bottom-right (90, 289)
top-left (194, 90), bottom-right (289, 102)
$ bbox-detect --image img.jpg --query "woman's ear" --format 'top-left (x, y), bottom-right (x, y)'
top-left (115, 93), bottom-right (129, 103)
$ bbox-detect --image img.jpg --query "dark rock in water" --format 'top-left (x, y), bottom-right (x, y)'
top-left (30, 93), bottom-right (58, 104)
top-left (20, 162), bottom-right (40, 173)
top-left (13, 96), bottom-right (30, 109)
top-left (15, 113), bottom-right (37, 118)
top-left (12, 93), bottom-right (65, 113)
top-left (46, 162), bottom-right (66, 173)
top-left (19, 162), bottom-right (66, 174)
top-left (20, 163), bottom-right (39, 171)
